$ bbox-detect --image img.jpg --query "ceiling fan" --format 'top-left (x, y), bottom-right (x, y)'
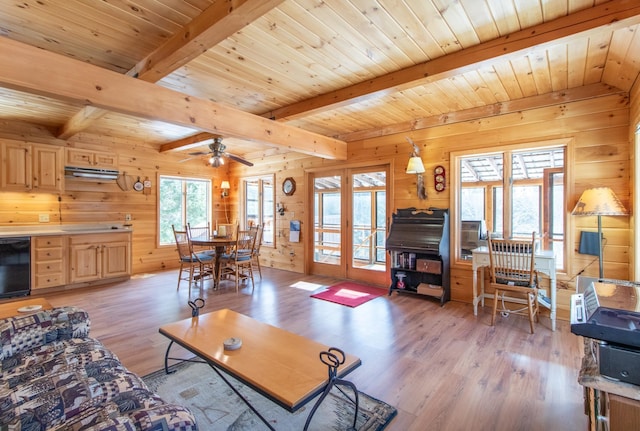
top-left (188, 137), bottom-right (254, 167)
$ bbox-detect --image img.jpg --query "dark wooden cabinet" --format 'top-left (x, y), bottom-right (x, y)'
top-left (385, 208), bottom-right (450, 305)
top-left (579, 339), bottom-right (640, 431)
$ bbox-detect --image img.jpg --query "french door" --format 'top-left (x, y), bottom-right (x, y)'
top-left (309, 165), bottom-right (389, 286)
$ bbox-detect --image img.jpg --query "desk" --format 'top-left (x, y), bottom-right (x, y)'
top-left (471, 246), bottom-right (557, 331)
top-left (191, 237), bottom-right (235, 289)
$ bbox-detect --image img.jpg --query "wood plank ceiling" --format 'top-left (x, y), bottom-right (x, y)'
top-left (0, 0), bottom-right (639, 162)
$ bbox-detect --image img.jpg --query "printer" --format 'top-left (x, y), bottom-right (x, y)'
top-left (571, 276), bottom-right (640, 385)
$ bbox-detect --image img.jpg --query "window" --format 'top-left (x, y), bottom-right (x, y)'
top-left (158, 175), bottom-right (211, 245)
top-left (242, 175), bottom-right (274, 246)
top-left (454, 145), bottom-right (566, 269)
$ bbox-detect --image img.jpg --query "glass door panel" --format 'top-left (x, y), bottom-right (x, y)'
top-left (347, 169), bottom-right (388, 285)
top-left (312, 175), bottom-right (342, 274)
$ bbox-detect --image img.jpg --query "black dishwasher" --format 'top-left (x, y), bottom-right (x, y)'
top-left (0, 236), bottom-right (31, 298)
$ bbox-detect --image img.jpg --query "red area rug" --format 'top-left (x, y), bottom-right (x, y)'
top-left (310, 281), bottom-right (386, 307)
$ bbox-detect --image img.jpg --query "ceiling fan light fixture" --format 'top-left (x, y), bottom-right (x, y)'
top-left (189, 136), bottom-right (252, 167)
top-left (209, 156), bottom-right (224, 167)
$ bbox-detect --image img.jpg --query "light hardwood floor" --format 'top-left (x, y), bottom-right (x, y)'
top-left (33, 268), bottom-right (586, 431)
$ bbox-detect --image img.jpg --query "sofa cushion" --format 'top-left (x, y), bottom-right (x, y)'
top-left (0, 307), bottom-right (197, 431)
top-left (0, 306), bottom-right (90, 361)
top-left (1, 336), bottom-right (196, 430)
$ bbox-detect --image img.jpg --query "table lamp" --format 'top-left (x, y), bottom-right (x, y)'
top-left (571, 187), bottom-right (627, 279)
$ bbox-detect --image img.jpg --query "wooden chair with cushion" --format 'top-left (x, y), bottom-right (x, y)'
top-left (219, 225), bottom-right (257, 293)
top-left (487, 232), bottom-right (539, 334)
top-left (172, 225), bottom-right (214, 296)
top-left (187, 222), bottom-right (215, 255)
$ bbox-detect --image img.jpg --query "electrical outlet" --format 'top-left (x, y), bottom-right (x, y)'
top-left (38, 214), bottom-right (49, 223)
top-left (125, 214), bottom-right (132, 221)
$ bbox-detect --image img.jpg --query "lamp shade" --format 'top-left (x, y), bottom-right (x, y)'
top-left (406, 156), bottom-right (425, 174)
top-left (571, 187), bottom-right (627, 216)
top-left (221, 181), bottom-right (230, 190)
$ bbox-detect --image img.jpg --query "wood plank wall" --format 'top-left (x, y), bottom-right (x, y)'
top-left (630, 79), bottom-right (640, 280)
top-left (231, 91), bottom-right (633, 319)
top-left (0, 89), bottom-right (634, 320)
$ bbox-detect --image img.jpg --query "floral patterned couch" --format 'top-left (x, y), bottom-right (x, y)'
top-left (0, 306), bottom-right (197, 431)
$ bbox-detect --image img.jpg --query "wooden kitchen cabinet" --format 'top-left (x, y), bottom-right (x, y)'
top-left (32, 236), bottom-right (67, 289)
top-left (69, 232), bottom-right (131, 283)
top-left (1, 141), bottom-right (64, 192)
top-left (66, 148), bottom-right (118, 169)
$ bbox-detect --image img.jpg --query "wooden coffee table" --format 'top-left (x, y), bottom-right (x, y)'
top-left (159, 309), bottom-right (361, 429)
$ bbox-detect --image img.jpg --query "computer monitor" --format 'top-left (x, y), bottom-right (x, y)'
top-left (460, 220), bottom-right (487, 255)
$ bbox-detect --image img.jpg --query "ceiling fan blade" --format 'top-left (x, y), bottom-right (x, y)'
top-left (188, 150), bottom-right (210, 156)
top-left (226, 153), bottom-right (254, 167)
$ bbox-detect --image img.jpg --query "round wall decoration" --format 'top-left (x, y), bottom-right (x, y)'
top-left (133, 177), bottom-right (144, 192)
top-left (283, 177), bottom-right (296, 196)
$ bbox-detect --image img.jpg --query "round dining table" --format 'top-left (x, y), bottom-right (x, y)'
top-left (191, 236), bottom-right (236, 289)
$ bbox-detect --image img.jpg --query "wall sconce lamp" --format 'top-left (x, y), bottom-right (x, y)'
top-left (220, 181), bottom-right (230, 198)
top-left (276, 202), bottom-right (285, 216)
top-left (405, 138), bottom-right (426, 200)
top-left (571, 187), bottom-right (628, 279)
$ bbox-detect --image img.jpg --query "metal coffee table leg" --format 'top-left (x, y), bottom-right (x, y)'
top-left (304, 347), bottom-right (360, 431)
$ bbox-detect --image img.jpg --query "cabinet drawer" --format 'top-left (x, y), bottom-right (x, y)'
top-left (417, 283), bottom-right (443, 297)
top-left (34, 236), bottom-right (64, 247)
top-left (34, 247), bottom-right (63, 261)
top-left (35, 260), bottom-right (64, 274)
top-left (34, 273), bottom-right (64, 288)
top-left (69, 232), bottom-right (130, 245)
top-left (416, 259), bottom-right (441, 274)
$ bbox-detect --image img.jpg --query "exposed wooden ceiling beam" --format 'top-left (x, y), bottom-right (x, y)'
top-left (264, 0), bottom-right (640, 122)
top-left (133, 0), bottom-right (285, 82)
top-left (57, 0), bottom-right (284, 140)
top-left (336, 84), bottom-right (625, 142)
top-left (0, 37), bottom-right (346, 160)
top-left (57, 105), bottom-right (111, 140)
top-left (160, 132), bottom-right (218, 152)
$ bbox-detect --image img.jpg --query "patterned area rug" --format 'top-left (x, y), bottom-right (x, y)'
top-left (143, 361), bottom-right (397, 431)
top-left (310, 281), bottom-right (386, 307)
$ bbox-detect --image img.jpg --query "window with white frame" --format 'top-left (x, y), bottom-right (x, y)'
top-left (242, 175), bottom-right (274, 246)
top-left (454, 145), bottom-right (566, 270)
top-left (158, 175), bottom-right (211, 245)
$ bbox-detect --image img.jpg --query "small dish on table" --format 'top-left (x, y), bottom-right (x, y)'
top-left (18, 304), bottom-right (43, 313)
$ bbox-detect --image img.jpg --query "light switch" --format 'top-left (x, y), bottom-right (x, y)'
top-left (39, 214), bottom-right (50, 223)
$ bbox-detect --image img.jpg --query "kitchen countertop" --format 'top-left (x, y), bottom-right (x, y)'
top-left (0, 224), bottom-right (133, 238)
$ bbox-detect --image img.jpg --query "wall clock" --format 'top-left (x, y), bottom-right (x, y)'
top-left (283, 177), bottom-right (296, 196)
top-left (434, 165), bottom-right (446, 192)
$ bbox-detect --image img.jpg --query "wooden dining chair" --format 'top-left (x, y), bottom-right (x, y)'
top-left (172, 225), bottom-right (214, 296)
top-left (219, 225), bottom-right (257, 293)
top-left (487, 232), bottom-right (539, 334)
top-left (251, 224), bottom-right (264, 279)
top-left (187, 222), bottom-right (215, 255)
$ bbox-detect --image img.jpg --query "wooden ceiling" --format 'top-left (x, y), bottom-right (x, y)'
top-left (0, 0), bottom-right (639, 162)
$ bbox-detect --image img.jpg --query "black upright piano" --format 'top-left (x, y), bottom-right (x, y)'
top-left (385, 207), bottom-right (450, 305)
